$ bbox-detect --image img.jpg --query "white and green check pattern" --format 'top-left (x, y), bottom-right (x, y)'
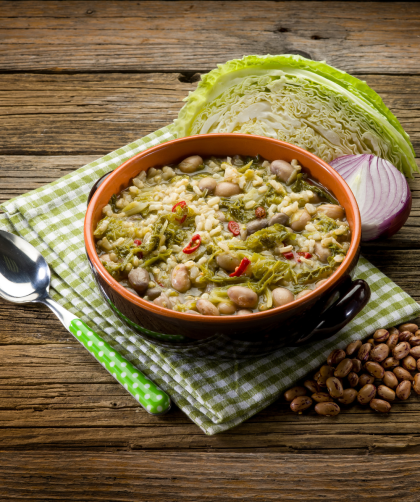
top-left (1, 125), bottom-right (419, 435)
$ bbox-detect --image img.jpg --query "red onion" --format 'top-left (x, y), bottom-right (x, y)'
top-left (330, 154), bottom-right (412, 241)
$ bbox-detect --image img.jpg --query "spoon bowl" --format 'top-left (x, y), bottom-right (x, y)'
top-left (0, 229), bottom-right (171, 415)
top-left (0, 230), bottom-right (51, 303)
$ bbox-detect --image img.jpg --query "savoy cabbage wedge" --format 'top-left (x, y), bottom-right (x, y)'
top-left (173, 55), bottom-right (417, 177)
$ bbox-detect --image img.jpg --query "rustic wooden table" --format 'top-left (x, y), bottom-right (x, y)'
top-left (1, 1), bottom-right (420, 499)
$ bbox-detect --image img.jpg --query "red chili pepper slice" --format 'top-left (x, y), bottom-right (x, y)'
top-left (172, 201), bottom-right (186, 212)
top-left (134, 239), bottom-right (142, 246)
top-left (297, 251), bottom-right (312, 259)
top-left (229, 257), bottom-right (251, 277)
top-left (228, 221), bottom-right (240, 236)
top-left (183, 234), bottom-right (201, 254)
top-left (172, 200), bottom-right (188, 224)
top-left (255, 206), bottom-right (266, 219)
top-left (283, 252), bottom-right (294, 260)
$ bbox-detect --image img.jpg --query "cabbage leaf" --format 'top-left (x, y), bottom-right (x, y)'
top-left (174, 55), bottom-right (417, 177)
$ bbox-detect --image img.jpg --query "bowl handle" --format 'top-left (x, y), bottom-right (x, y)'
top-left (87, 171), bottom-right (113, 206)
top-left (291, 279), bottom-right (370, 346)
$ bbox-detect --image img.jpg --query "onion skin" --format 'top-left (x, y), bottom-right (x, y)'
top-left (378, 190), bottom-right (411, 241)
top-left (330, 154), bottom-right (412, 242)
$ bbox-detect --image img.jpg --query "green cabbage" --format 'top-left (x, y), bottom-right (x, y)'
top-left (174, 55), bottom-right (417, 177)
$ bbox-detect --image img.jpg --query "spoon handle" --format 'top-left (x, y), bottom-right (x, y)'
top-left (68, 319), bottom-right (171, 415)
top-left (42, 296), bottom-right (170, 414)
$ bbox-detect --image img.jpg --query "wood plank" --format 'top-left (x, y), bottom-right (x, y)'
top-left (1, 1), bottom-right (420, 467)
top-left (0, 73), bottom-right (419, 156)
top-left (0, 2), bottom-right (419, 73)
top-left (2, 323), bottom-right (420, 453)
top-left (0, 73), bottom-right (194, 155)
top-left (0, 452), bottom-right (419, 501)
top-left (0, 155), bottom-right (97, 202)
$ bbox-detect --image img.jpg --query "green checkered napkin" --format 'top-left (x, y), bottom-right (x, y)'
top-left (1, 125), bottom-right (419, 435)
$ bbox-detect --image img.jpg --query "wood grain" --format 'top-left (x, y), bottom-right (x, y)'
top-left (2, 306), bottom-right (420, 455)
top-left (0, 452), bottom-right (419, 501)
top-left (1, 1), bottom-right (420, 73)
top-left (0, 73), bottom-right (419, 155)
top-left (2, 1), bottom-right (420, 496)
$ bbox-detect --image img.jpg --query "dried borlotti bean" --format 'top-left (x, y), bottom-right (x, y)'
top-left (338, 388), bottom-right (358, 405)
top-left (357, 384), bottom-right (376, 405)
top-left (386, 333), bottom-right (399, 351)
top-left (352, 359), bottom-right (362, 373)
top-left (346, 340), bottom-right (362, 356)
top-left (393, 342), bottom-right (411, 360)
top-left (311, 392), bottom-right (333, 403)
top-left (327, 349), bottom-right (346, 367)
top-left (358, 343), bottom-right (372, 362)
top-left (326, 377), bottom-right (344, 399)
top-left (409, 336), bottom-right (420, 347)
top-left (413, 374), bottom-right (420, 395)
top-left (393, 367), bottom-right (414, 382)
top-left (382, 357), bottom-right (400, 370)
top-left (398, 323), bottom-right (418, 333)
top-left (314, 402), bottom-right (340, 416)
top-left (316, 365), bottom-right (334, 387)
top-left (373, 329), bottom-right (389, 343)
top-left (370, 343), bottom-right (389, 362)
top-left (377, 385), bottom-right (395, 402)
top-left (334, 358), bottom-right (353, 378)
top-left (396, 380), bottom-right (411, 401)
top-left (285, 321), bottom-right (420, 419)
top-left (383, 371), bottom-right (398, 389)
top-left (303, 380), bottom-right (319, 394)
top-left (290, 396), bottom-right (313, 413)
top-left (399, 331), bottom-right (413, 343)
top-left (365, 361), bottom-right (385, 379)
top-left (359, 374), bottom-right (375, 387)
top-left (347, 372), bottom-right (359, 388)
top-left (402, 355), bottom-right (417, 372)
top-left (284, 386), bottom-right (307, 402)
top-left (370, 399), bottom-right (391, 413)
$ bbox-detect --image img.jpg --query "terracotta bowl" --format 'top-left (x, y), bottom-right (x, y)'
top-left (85, 134), bottom-right (370, 358)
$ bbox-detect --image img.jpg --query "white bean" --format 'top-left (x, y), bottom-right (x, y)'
top-left (171, 264), bottom-right (191, 293)
top-left (290, 209), bottom-right (312, 232)
top-left (227, 286), bottom-right (258, 309)
top-left (317, 204), bottom-right (344, 220)
top-left (198, 177), bottom-right (217, 192)
top-left (214, 182), bottom-right (241, 197)
top-left (196, 299), bottom-right (220, 316)
top-left (216, 253), bottom-right (241, 272)
top-left (314, 242), bottom-right (331, 263)
top-left (272, 288), bottom-right (294, 307)
top-left (296, 290), bottom-right (312, 299)
top-left (153, 293), bottom-right (172, 310)
top-left (179, 155), bottom-right (203, 173)
top-left (128, 267), bottom-right (150, 294)
top-left (217, 302), bottom-right (237, 315)
top-left (237, 309), bottom-right (253, 316)
top-left (270, 160), bottom-right (298, 184)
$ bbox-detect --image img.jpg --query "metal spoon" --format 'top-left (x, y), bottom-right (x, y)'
top-left (0, 229), bottom-right (171, 415)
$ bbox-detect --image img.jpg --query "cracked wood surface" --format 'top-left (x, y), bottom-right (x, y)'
top-left (1, 1), bottom-right (420, 499)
